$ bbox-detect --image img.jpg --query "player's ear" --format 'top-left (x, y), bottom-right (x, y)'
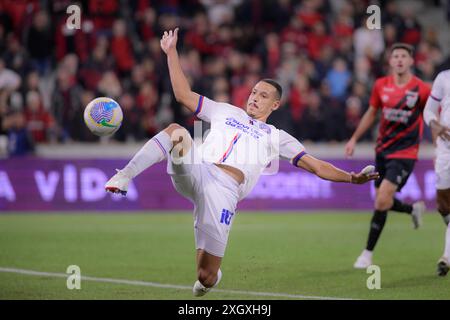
top-left (271, 100), bottom-right (281, 111)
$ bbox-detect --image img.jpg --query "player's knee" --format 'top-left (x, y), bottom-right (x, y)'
top-left (375, 194), bottom-right (393, 211)
top-left (197, 268), bottom-right (217, 288)
top-left (164, 123), bottom-right (186, 139)
top-left (165, 123), bottom-right (191, 154)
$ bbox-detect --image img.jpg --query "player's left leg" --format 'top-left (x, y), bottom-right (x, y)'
top-left (436, 189), bottom-right (450, 276)
top-left (365, 179), bottom-right (397, 253)
top-left (390, 198), bottom-right (425, 229)
top-left (105, 123), bottom-right (190, 194)
top-left (354, 156), bottom-right (387, 269)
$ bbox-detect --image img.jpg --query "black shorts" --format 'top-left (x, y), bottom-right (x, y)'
top-left (374, 155), bottom-right (416, 191)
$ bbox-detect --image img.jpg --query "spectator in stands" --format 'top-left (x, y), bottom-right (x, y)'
top-left (400, 7), bottom-right (422, 47)
top-left (307, 21), bottom-right (332, 61)
top-left (325, 57), bottom-right (351, 101)
top-left (280, 16), bottom-right (308, 52)
top-left (135, 7), bottom-right (157, 42)
top-left (353, 16), bottom-right (385, 61)
top-left (0, 58), bottom-right (21, 110)
top-left (51, 65), bottom-right (83, 141)
top-left (22, 71), bottom-right (48, 110)
top-left (89, 0), bottom-right (119, 31)
top-left (289, 74), bottom-right (310, 123)
top-left (344, 96), bottom-right (363, 139)
top-left (299, 91), bottom-right (325, 141)
top-left (5, 110), bottom-right (34, 156)
top-left (24, 90), bottom-right (55, 143)
top-left (26, 10), bottom-right (52, 76)
top-left (383, 23), bottom-right (398, 49)
top-left (79, 37), bottom-right (114, 91)
top-left (115, 92), bottom-right (145, 142)
top-left (54, 13), bottom-right (95, 63)
top-left (259, 33), bottom-right (281, 77)
top-left (3, 34), bottom-right (31, 78)
top-left (97, 71), bottom-right (122, 100)
top-left (111, 19), bottom-right (135, 77)
top-left (137, 82), bottom-right (158, 138)
top-left (200, 0), bottom-right (241, 27)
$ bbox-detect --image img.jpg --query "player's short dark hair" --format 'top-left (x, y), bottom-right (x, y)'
top-left (261, 79), bottom-right (282, 100)
top-left (390, 43), bottom-right (414, 56)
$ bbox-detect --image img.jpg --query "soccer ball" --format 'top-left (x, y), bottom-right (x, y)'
top-left (84, 97), bottom-right (123, 136)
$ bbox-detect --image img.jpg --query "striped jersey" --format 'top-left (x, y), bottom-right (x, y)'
top-left (195, 95), bottom-right (306, 200)
top-left (370, 75), bottom-right (430, 159)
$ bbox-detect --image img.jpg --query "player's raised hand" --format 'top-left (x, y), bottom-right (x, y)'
top-left (344, 138), bottom-right (356, 158)
top-left (160, 28), bottom-right (179, 54)
top-left (350, 165), bottom-right (379, 184)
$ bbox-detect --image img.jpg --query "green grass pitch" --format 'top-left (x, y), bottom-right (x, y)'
top-left (0, 212), bottom-right (449, 300)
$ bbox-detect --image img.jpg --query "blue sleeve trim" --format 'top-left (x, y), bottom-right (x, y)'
top-left (292, 151), bottom-right (307, 167)
top-left (194, 95), bottom-right (204, 116)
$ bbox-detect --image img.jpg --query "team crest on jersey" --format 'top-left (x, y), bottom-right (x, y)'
top-left (259, 122), bottom-right (271, 134)
top-left (405, 91), bottom-right (419, 108)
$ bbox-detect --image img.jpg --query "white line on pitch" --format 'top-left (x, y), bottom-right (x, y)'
top-left (0, 267), bottom-right (355, 300)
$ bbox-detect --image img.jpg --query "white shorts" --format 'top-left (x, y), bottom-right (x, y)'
top-left (167, 143), bottom-right (240, 257)
top-left (435, 148), bottom-right (450, 190)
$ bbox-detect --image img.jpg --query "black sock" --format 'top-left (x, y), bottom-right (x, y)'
top-left (366, 210), bottom-right (388, 251)
top-left (390, 198), bottom-right (412, 214)
top-left (439, 212), bottom-right (450, 226)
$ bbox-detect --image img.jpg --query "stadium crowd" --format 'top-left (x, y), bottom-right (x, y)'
top-left (0, 0), bottom-right (449, 156)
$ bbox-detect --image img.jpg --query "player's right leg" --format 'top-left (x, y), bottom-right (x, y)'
top-left (105, 123), bottom-right (190, 195)
top-left (193, 248), bottom-right (223, 297)
top-left (191, 164), bottom-right (240, 296)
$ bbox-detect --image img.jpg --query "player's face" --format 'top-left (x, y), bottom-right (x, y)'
top-left (389, 49), bottom-right (414, 75)
top-left (246, 81), bottom-right (280, 120)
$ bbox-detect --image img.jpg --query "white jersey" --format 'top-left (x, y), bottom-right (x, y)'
top-left (426, 70), bottom-right (450, 152)
top-left (194, 96), bottom-right (306, 200)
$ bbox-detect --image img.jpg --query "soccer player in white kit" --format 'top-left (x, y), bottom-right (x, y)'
top-left (105, 28), bottom-right (379, 296)
top-left (424, 69), bottom-right (450, 276)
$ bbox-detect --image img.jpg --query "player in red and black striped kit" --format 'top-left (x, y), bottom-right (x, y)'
top-left (345, 43), bottom-right (431, 268)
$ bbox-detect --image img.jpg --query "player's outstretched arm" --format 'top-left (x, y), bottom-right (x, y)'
top-left (160, 28), bottom-right (200, 113)
top-left (295, 154), bottom-right (379, 184)
top-left (344, 106), bottom-right (378, 157)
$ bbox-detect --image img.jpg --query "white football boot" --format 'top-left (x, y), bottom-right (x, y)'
top-left (353, 250), bottom-right (373, 269)
top-left (193, 280), bottom-right (211, 297)
top-left (105, 169), bottom-right (131, 196)
top-left (411, 201), bottom-right (425, 229)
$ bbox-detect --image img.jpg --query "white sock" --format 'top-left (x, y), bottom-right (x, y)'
top-left (213, 269), bottom-right (222, 288)
top-left (362, 249), bottom-right (373, 260)
top-left (196, 269), bottom-right (222, 289)
top-left (122, 131), bottom-right (172, 178)
top-left (443, 223), bottom-right (450, 259)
